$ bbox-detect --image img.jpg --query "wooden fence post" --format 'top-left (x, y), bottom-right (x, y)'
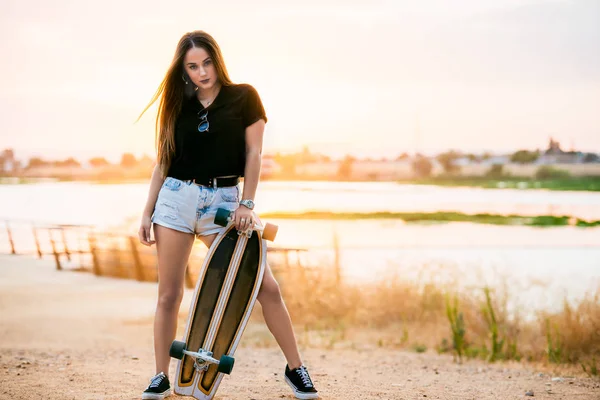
top-left (61, 228), bottom-right (71, 261)
top-left (32, 225), bottom-right (42, 258)
top-left (129, 236), bottom-right (145, 281)
top-left (5, 221), bottom-right (16, 255)
top-left (88, 232), bottom-right (101, 276)
top-left (49, 230), bottom-right (62, 270)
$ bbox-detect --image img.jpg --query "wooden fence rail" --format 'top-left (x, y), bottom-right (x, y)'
top-left (1, 220), bottom-right (307, 288)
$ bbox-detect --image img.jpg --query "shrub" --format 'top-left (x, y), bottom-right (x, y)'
top-left (412, 156), bottom-right (433, 178)
top-left (535, 166), bottom-right (570, 180)
top-left (485, 164), bottom-right (505, 179)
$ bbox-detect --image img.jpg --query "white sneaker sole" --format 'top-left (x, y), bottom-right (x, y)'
top-left (284, 376), bottom-right (319, 399)
top-left (141, 388), bottom-right (171, 400)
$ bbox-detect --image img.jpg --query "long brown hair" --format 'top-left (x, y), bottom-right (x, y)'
top-left (137, 30), bottom-right (233, 177)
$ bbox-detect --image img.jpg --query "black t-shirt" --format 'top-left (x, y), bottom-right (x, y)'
top-left (167, 83), bottom-right (267, 180)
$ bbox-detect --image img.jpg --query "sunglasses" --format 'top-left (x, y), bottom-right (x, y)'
top-left (197, 109), bottom-right (209, 133)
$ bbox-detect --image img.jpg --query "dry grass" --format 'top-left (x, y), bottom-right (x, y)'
top-left (539, 292), bottom-right (600, 365)
top-left (266, 261), bottom-right (600, 375)
top-left (71, 232), bottom-right (599, 375)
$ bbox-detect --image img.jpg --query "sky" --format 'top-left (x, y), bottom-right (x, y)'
top-left (0, 0), bottom-right (599, 162)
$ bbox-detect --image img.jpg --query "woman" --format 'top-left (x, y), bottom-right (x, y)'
top-left (136, 31), bottom-right (318, 400)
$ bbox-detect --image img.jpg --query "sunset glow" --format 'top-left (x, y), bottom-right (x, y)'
top-left (1, 0), bottom-right (598, 162)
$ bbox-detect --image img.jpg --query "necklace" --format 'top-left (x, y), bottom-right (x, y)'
top-left (198, 85), bottom-right (221, 108)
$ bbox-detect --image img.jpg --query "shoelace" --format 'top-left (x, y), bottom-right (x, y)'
top-left (149, 373), bottom-right (165, 389)
top-left (295, 366), bottom-right (313, 388)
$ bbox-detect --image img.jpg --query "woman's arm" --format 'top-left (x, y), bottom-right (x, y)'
top-left (232, 119), bottom-right (265, 231)
top-left (143, 164), bottom-right (165, 217)
top-left (241, 119), bottom-right (266, 202)
top-left (138, 163), bottom-right (165, 245)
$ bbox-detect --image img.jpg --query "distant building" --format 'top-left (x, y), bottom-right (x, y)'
top-left (480, 155), bottom-right (510, 165)
top-left (294, 157), bottom-right (446, 180)
top-left (294, 161), bottom-right (340, 178)
top-left (351, 159), bottom-right (415, 180)
top-left (536, 138), bottom-right (583, 164)
top-left (453, 157), bottom-right (477, 167)
top-left (0, 149), bottom-right (20, 174)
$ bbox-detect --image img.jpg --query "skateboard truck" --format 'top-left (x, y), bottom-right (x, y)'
top-left (214, 208), bottom-right (278, 241)
top-left (170, 340), bottom-right (235, 375)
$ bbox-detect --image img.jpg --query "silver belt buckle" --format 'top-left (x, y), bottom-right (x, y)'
top-left (212, 177), bottom-right (217, 189)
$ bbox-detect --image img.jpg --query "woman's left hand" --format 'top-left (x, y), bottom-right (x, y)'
top-left (232, 205), bottom-right (254, 232)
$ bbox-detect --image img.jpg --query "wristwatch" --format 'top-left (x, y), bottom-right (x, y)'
top-left (239, 199), bottom-right (255, 210)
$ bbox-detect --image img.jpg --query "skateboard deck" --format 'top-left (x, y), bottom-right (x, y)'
top-left (171, 209), bottom-right (276, 400)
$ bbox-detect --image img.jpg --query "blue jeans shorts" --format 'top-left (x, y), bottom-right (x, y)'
top-left (151, 177), bottom-right (240, 237)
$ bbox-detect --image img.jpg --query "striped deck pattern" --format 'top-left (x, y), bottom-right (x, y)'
top-left (174, 225), bottom-right (266, 399)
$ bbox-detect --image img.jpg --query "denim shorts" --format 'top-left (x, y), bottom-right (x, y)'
top-left (151, 177), bottom-right (240, 237)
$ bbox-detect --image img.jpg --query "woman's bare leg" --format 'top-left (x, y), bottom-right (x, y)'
top-left (153, 224), bottom-right (195, 375)
top-left (256, 262), bottom-right (303, 368)
top-left (198, 234), bottom-right (303, 369)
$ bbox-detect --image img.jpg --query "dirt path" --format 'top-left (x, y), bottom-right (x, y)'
top-left (1, 255), bottom-right (598, 400)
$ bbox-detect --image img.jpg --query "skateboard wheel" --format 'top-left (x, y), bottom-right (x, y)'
top-left (262, 223), bottom-right (278, 242)
top-left (170, 340), bottom-right (187, 360)
top-left (215, 208), bottom-right (231, 227)
top-left (217, 355), bottom-right (235, 374)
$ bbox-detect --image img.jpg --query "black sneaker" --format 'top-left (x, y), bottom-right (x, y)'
top-left (284, 364), bottom-right (319, 399)
top-left (142, 372), bottom-right (171, 399)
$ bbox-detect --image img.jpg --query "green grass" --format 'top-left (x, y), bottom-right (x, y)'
top-left (412, 344), bottom-right (428, 353)
top-left (407, 176), bottom-right (600, 191)
top-left (260, 211), bottom-right (600, 227)
top-left (481, 287), bottom-right (504, 362)
top-left (445, 294), bottom-right (466, 363)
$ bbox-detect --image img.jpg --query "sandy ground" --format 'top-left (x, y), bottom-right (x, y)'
top-left (0, 255), bottom-right (599, 400)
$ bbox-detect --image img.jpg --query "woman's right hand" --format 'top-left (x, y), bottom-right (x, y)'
top-left (138, 215), bottom-right (155, 246)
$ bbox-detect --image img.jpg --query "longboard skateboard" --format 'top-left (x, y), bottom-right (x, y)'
top-left (170, 208), bottom-right (278, 399)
